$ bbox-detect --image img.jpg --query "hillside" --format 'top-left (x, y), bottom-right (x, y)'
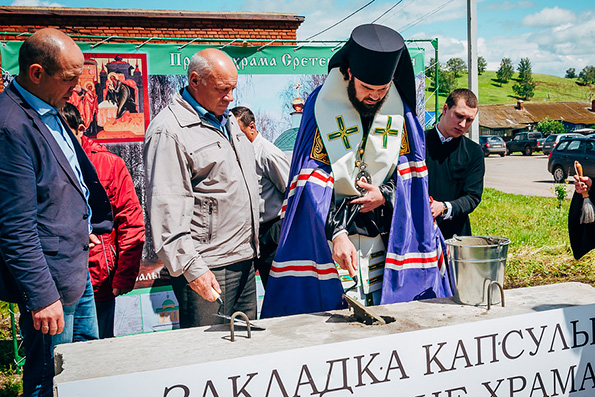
top-left (425, 71), bottom-right (595, 110)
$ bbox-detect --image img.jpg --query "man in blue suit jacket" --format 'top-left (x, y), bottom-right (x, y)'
top-left (0, 28), bottom-right (112, 396)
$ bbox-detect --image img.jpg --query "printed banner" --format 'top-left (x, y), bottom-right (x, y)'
top-left (56, 303), bottom-right (595, 396)
top-left (1, 41), bottom-right (425, 75)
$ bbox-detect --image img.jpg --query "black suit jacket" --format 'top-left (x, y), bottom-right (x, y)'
top-left (425, 127), bottom-right (485, 239)
top-left (0, 82), bottom-right (112, 310)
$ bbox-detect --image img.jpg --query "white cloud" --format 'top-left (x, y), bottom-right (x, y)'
top-left (522, 6), bottom-right (576, 28)
top-left (11, 0), bottom-right (64, 5)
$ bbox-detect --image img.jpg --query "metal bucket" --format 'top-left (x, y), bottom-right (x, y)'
top-left (446, 236), bottom-right (510, 306)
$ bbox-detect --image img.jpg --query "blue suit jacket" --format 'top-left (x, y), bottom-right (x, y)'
top-left (0, 82), bottom-right (112, 311)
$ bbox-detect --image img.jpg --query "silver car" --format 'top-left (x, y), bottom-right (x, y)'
top-left (542, 133), bottom-right (584, 155)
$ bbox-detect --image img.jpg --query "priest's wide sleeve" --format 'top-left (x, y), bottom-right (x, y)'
top-left (568, 192), bottom-right (595, 260)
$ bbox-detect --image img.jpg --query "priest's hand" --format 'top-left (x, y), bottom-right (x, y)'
top-left (574, 175), bottom-right (592, 194)
top-left (332, 233), bottom-right (358, 277)
top-left (430, 200), bottom-right (445, 219)
top-left (189, 271), bottom-right (222, 302)
top-left (350, 180), bottom-right (385, 213)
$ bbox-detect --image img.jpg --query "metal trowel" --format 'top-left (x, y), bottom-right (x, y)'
top-left (211, 288), bottom-right (266, 330)
top-left (342, 275), bottom-right (386, 325)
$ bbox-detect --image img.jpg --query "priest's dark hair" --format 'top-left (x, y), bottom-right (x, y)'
top-left (230, 106), bottom-right (255, 126)
top-left (445, 89), bottom-right (478, 109)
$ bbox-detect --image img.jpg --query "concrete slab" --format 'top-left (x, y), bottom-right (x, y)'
top-left (54, 282), bottom-right (595, 384)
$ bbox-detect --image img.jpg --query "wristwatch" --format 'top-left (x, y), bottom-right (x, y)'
top-left (441, 202), bottom-right (449, 217)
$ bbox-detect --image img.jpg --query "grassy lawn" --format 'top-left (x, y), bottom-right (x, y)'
top-left (426, 71), bottom-right (595, 110)
top-left (470, 187), bottom-right (595, 289)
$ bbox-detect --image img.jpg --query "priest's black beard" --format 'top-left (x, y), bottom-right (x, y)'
top-left (347, 77), bottom-right (388, 119)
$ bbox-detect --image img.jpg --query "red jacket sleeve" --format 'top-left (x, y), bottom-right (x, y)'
top-left (107, 155), bottom-right (145, 291)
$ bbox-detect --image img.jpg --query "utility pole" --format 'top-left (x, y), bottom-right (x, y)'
top-left (467, 0), bottom-right (479, 142)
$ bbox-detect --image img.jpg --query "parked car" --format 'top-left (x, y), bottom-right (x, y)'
top-left (542, 133), bottom-right (584, 155)
top-left (479, 135), bottom-right (506, 157)
top-left (547, 137), bottom-right (595, 183)
top-left (506, 131), bottom-right (543, 156)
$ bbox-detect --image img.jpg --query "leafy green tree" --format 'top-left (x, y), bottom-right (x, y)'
top-left (496, 57), bottom-right (513, 84)
top-left (478, 56), bottom-right (487, 75)
top-left (536, 117), bottom-right (566, 135)
top-left (439, 70), bottom-right (457, 94)
top-left (565, 68), bottom-right (576, 79)
top-left (446, 57), bottom-right (467, 78)
top-left (578, 65), bottom-right (595, 85)
top-left (517, 57), bottom-right (532, 81)
top-left (426, 57), bottom-right (437, 81)
top-left (513, 58), bottom-right (535, 99)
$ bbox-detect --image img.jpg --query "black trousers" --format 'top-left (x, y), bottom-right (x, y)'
top-left (171, 259), bottom-right (257, 328)
top-left (256, 218), bottom-right (281, 289)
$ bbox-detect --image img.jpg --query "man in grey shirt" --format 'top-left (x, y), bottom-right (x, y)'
top-left (231, 106), bottom-right (290, 288)
top-left (144, 49), bottom-right (260, 328)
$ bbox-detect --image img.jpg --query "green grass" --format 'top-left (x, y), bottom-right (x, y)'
top-left (470, 187), bottom-right (595, 289)
top-left (426, 71), bottom-right (595, 110)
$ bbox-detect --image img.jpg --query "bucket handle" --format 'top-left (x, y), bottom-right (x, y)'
top-left (487, 281), bottom-right (505, 310)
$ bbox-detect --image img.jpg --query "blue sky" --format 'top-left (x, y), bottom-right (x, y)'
top-left (3, 0), bottom-right (595, 77)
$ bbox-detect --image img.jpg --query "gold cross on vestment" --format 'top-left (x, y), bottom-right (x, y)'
top-left (373, 116), bottom-right (399, 149)
top-left (327, 116), bottom-right (359, 150)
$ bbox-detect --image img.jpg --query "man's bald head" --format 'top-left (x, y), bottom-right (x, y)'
top-left (19, 28), bottom-right (79, 78)
top-left (187, 48), bottom-right (238, 116)
top-left (187, 48), bottom-right (236, 84)
top-left (16, 28), bottom-right (84, 108)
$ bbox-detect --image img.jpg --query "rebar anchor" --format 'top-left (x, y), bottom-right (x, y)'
top-left (229, 311), bottom-right (252, 342)
top-left (487, 281), bottom-right (505, 310)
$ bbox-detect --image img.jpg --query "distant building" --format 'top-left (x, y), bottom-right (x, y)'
top-left (274, 94), bottom-right (304, 158)
top-left (478, 99), bottom-right (595, 138)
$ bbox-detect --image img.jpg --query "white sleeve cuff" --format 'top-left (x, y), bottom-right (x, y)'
top-left (443, 201), bottom-right (453, 220)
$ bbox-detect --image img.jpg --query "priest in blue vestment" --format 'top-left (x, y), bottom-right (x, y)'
top-left (261, 24), bottom-right (454, 318)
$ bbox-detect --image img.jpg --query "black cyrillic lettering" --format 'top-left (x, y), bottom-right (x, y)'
top-left (529, 372), bottom-right (547, 396)
top-left (508, 375), bottom-right (527, 395)
top-left (383, 349), bottom-right (409, 381)
top-left (163, 384), bottom-right (190, 397)
top-left (229, 372), bottom-right (257, 397)
top-left (202, 380), bottom-right (221, 397)
top-left (551, 365), bottom-right (577, 395)
top-left (525, 325), bottom-right (547, 356)
top-left (320, 357), bottom-right (352, 396)
top-left (549, 323), bottom-right (570, 352)
top-left (502, 330), bottom-right (524, 359)
top-left (424, 342), bottom-right (449, 375)
top-left (293, 364), bottom-right (319, 397)
top-left (449, 340), bottom-right (473, 370)
top-left (355, 353), bottom-right (385, 386)
top-left (571, 320), bottom-right (590, 348)
top-left (579, 362), bottom-right (595, 392)
top-left (475, 333), bottom-right (498, 365)
top-left (481, 379), bottom-right (504, 397)
top-left (265, 369), bottom-right (290, 397)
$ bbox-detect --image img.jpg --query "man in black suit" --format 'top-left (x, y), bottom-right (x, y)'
top-left (0, 28), bottom-right (111, 396)
top-left (426, 88), bottom-right (485, 240)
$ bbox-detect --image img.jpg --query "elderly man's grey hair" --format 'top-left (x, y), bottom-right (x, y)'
top-left (187, 49), bottom-right (234, 85)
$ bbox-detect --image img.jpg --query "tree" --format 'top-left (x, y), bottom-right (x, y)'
top-left (446, 57), bottom-right (467, 78)
top-left (426, 57), bottom-right (437, 81)
top-left (478, 56), bottom-right (487, 75)
top-left (517, 57), bottom-right (532, 81)
top-left (512, 58), bottom-right (536, 99)
top-left (496, 57), bottom-right (513, 84)
top-left (579, 65), bottom-right (595, 85)
top-left (438, 70), bottom-right (457, 94)
top-left (536, 117), bottom-right (566, 135)
top-left (565, 68), bottom-right (576, 79)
